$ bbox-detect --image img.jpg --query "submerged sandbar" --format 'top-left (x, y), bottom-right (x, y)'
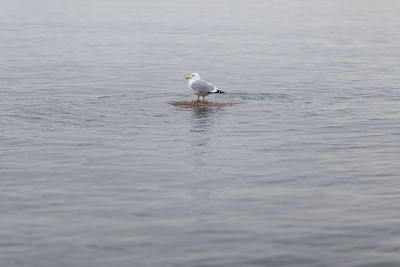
top-left (169, 100), bottom-right (237, 108)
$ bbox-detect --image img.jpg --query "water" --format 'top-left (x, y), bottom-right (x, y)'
top-left (1, 0), bottom-right (400, 266)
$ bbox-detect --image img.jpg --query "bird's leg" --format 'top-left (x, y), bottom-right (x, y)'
top-left (202, 96), bottom-right (205, 102)
top-left (197, 95), bottom-right (200, 101)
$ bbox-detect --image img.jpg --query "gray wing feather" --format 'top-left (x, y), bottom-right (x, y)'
top-left (191, 79), bottom-right (217, 93)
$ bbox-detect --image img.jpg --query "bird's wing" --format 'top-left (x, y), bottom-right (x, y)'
top-left (191, 79), bottom-right (218, 93)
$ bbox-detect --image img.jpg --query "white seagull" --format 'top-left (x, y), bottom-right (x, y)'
top-left (185, 73), bottom-right (225, 101)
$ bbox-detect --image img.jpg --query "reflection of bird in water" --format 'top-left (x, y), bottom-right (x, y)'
top-left (185, 73), bottom-right (225, 101)
top-left (192, 106), bottom-right (215, 119)
top-left (169, 99), bottom-right (234, 147)
top-left (190, 106), bottom-right (219, 134)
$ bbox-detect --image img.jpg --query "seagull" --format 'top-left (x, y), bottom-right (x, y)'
top-left (185, 73), bottom-right (225, 101)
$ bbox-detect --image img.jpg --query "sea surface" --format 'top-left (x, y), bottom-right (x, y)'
top-left (1, 1), bottom-right (400, 266)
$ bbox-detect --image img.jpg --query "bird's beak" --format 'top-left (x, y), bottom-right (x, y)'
top-left (185, 76), bottom-right (190, 80)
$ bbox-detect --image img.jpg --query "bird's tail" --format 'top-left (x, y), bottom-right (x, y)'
top-left (214, 89), bottom-right (225, 94)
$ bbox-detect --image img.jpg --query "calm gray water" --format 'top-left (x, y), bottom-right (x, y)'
top-left (1, 0), bottom-right (400, 266)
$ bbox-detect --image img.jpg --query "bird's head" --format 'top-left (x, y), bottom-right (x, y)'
top-left (185, 73), bottom-right (200, 80)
